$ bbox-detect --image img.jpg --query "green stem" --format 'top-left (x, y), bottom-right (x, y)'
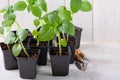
top-left (6, 44), bottom-right (10, 50)
top-left (15, 21), bottom-right (21, 29)
top-left (36, 40), bottom-right (39, 47)
top-left (58, 32), bottom-right (62, 56)
top-left (71, 13), bottom-right (74, 20)
top-left (20, 42), bottom-right (30, 58)
top-left (62, 33), bottom-right (65, 39)
top-left (66, 34), bottom-right (69, 42)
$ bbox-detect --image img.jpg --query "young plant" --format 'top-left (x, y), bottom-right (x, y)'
top-left (11, 29), bottom-right (30, 58)
top-left (37, 0), bottom-right (92, 55)
top-left (28, 0), bottom-right (47, 46)
top-left (37, 6), bottom-right (75, 55)
top-left (0, 27), bottom-right (11, 50)
top-left (0, 1), bottom-right (30, 57)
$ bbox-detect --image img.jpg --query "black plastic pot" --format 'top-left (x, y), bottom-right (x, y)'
top-left (28, 38), bottom-right (48, 65)
top-left (67, 36), bottom-right (76, 64)
top-left (55, 35), bottom-right (76, 64)
top-left (0, 43), bottom-right (18, 70)
top-left (50, 47), bottom-right (70, 76)
top-left (16, 49), bottom-right (40, 79)
top-left (75, 27), bottom-right (82, 49)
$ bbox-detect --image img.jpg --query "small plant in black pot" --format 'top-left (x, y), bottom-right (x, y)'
top-left (11, 29), bottom-right (40, 79)
top-left (25, 0), bottom-right (48, 65)
top-left (0, 0), bottom-right (41, 78)
top-left (37, 6), bottom-right (75, 76)
top-left (0, 27), bottom-right (18, 70)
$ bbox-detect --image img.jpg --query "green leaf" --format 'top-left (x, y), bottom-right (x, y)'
top-left (58, 6), bottom-right (72, 21)
top-left (4, 32), bottom-right (16, 44)
top-left (58, 21), bottom-right (75, 36)
top-left (47, 11), bottom-right (62, 27)
top-left (0, 9), bottom-right (5, 13)
top-left (27, 0), bottom-right (35, 5)
top-left (34, 19), bottom-right (40, 27)
top-left (13, 1), bottom-right (27, 11)
top-left (80, 1), bottom-right (92, 12)
top-left (2, 19), bottom-right (14, 27)
top-left (70, 0), bottom-right (82, 13)
top-left (2, 13), bottom-right (16, 27)
top-left (0, 27), bottom-right (4, 34)
top-left (17, 29), bottom-right (28, 41)
top-left (61, 38), bottom-right (67, 47)
top-left (36, 0), bottom-right (47, 12)
top-left (27, 4), bottom-right (31, 12)
top-left (4, 6), bottom-right (14, 13)
top-left (38, 24), bottom-right (57, 41)
top-left (30, 5), bottom-right (42, 17)
top-left (4, 13), bottom-right (16, 20)
top-left (32, 30), bottom-right (38, 37)
top-left (12, 43), bottom-right (22, 57)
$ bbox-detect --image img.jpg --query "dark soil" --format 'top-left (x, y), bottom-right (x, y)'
top-left (50, 47), bottom-right (69, 55)
top-left (67, 37), bottom-right (75, 44)
top-left (19, 52), bottom-right (38, 58)
top-left (0, 43), bottom-right (13, 50)
top-left (29, 38), bottom-right (48, 47)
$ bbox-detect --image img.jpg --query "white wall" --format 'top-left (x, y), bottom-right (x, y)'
top-left (0, 0), bottom-right (120, 43)
top-left (93, 0), bottom-right (120, 43)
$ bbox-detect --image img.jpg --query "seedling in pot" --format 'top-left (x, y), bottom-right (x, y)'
top-left (26, 0), bottom-right (48, 47)
top-left (0, 1), bottom-right (30, 57)
top-left (37, 6), bottom-right (75, 55)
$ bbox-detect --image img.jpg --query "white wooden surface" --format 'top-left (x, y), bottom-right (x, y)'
top-left (1, 0), bottom-right (120, 43)
top-left (93, 0), bottom-right (120, 42)
top-left (0, 0), bottom-right (8, 26)
top-left (65, 0), bottom-right (93, 42)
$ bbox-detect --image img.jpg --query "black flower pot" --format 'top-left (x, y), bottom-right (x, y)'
top-left (50, 47), bottom-right (70, 76)
top-left (67, 36), bottom-right (76, 64)
top-left (75, 27), bottom-right (83, 49)
top-left (16, 49), bottom-right (40, 79)
top-left (28, 38), bottom-right (48, 65)
top-left (0, 43), bottom-right (18, 70)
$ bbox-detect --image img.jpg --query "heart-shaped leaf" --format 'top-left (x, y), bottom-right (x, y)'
top-left (47, 11), bottom-right (62, 27)
top-left (12, 43), bottom-right (22, 57)
top-left (4, 31), bottom-right (16, 44)
top-left (34, 19), bottom-right (40, 27)
top-left (58, 21), bottom-right (75, 36)
top-left (2, 19), bottom-right (14, 27)
top-left (38, 24), bottom-right (57, 41)
top-left (37, 0), bottom-right (47, 12)
top-left (70, 0), bottom-right (82, 13)
top-left (61, 38), bottom-right (67, 47)
top-left (32, 30), bottom-right (38, 37)
top-left (30, 5), bottom-right (42, 17)
top-left (80, 1), bottom-right (92, 12)
top-left (58, 6), bottom-right (72, 21)
top-left (13, 1), bottom-right (27, 11)
top-left (16, 29), bottom-right (28, 41)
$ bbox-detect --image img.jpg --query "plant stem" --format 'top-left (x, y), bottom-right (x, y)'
top-left (6, 44), bottom-right (10, 50)
top-left (71, 13), bottom-right (74, 20)
top-left (66, 34), bottom-right (69, 42)
top-left (15, 21), bottom-right (21, 29)
top-left (36, 40), bottom-right (39, 47)
top-left (62, 33), bottom-right (65, 39)
top-left (58, 32), bottom-right (62, 56)
top-left (20, 42), bottom-right (30, 58)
